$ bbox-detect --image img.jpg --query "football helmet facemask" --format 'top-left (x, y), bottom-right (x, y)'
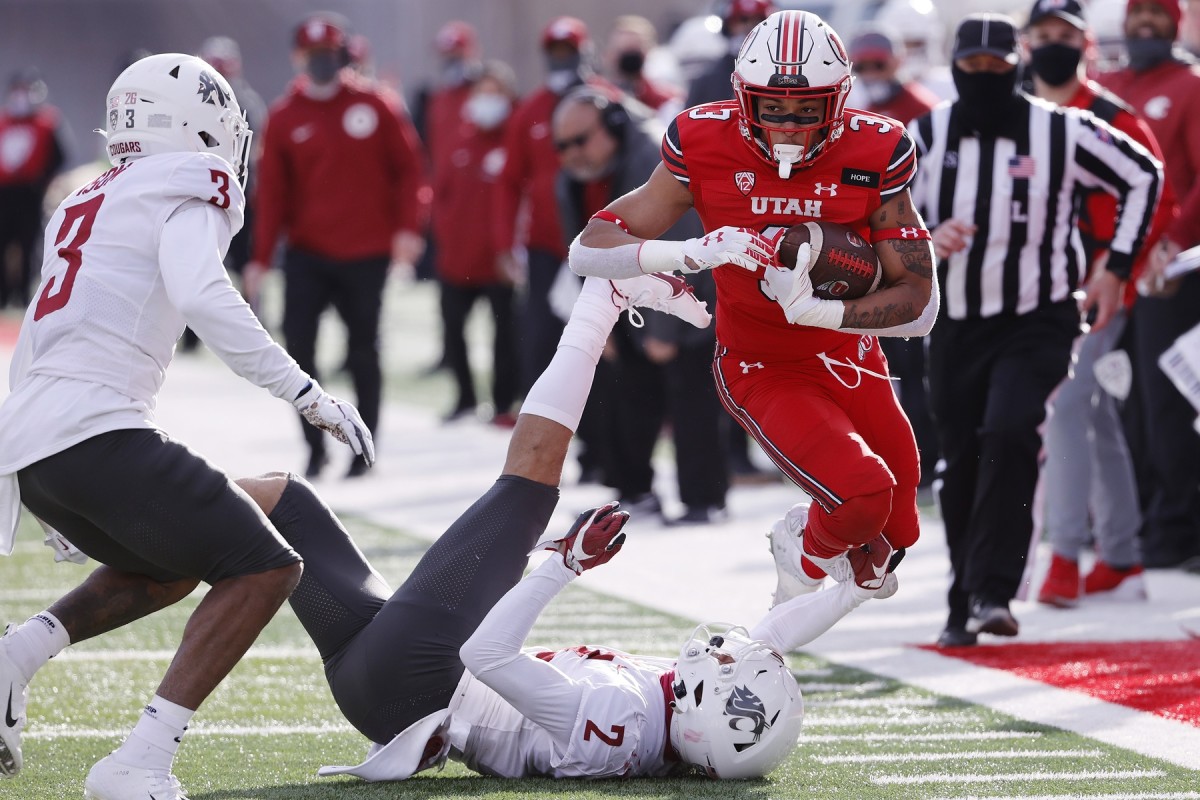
top-left (668, 624), bottom-right (804, 779)
top-left (104, 53), bottom-right (252, 186)
top-left (731, 10), bottom-right (852, 178)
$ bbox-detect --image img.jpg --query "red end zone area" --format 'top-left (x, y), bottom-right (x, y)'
top-left (921, 639), bottom-right (1200, 726)
top-left (0, 316), bottom-right (21, 349)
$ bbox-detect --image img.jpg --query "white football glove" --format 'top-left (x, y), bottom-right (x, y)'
top-left (762, 243), bottom-right (844, 329)
top-left (679, 226), bottom-right (775, 273)
top-left (293, 382), bottom-right (376, 467)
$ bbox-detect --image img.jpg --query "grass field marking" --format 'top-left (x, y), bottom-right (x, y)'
top-left (54, 646), bottom-right (320, 662)
top-left (927, 794), bottom-right (1200, 800)
top-left (805, 696), bottom-right (942, 708)
top-left (804, 713), bottom-right (976, 727)
top-left (796, 680), bottom-right (888, 693)
top-left (816, 748), bottom-right (1104, 764)
top-left (802, 731), bottom-right (1044, 744)
top-left (872, 768), bottom-right (1167, 786)
top-left (27, 723), bottom-right (358, 740)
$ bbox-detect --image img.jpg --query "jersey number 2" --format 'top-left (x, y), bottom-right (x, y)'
top-left (33, 194), bottom-right (105, 321)
top-left (583, 720), bottom-right (625, 747)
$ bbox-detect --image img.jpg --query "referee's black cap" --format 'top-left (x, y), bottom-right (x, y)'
top-left (952, 14), bottom-right (1021, 65)
top-left (1027, 0), bottom-right (1087, 31)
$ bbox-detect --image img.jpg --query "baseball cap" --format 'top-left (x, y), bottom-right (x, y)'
top-left (1126, 0), bottom-right (1182, 29)
top-left (849, 29), bottom-right (897, 62)
top-left (435, 20), bottom-right (479, 57)
top-left (1027, 0), bottom-right (1087, 30)
top-left (294, 13), bottom-right (348, 51)
top-left (952, 13), bottom-right (1020, 64)
top-left (542, 17), bottom-right (589, 50)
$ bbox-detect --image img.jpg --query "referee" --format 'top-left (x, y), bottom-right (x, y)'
top-left (908, 13), bottom-right (1163, 646)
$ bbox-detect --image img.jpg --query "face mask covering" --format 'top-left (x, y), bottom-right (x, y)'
top-left (1030, 43), bottom-right (1082, 86)
top-left (306, 50), bottom-right (342, 85)
top-left (463, 93), bottom-right (510, 129)
top-left (617, 50), bottom-right (645, 77)
top-left (952, 64), bottom-right (1019, 137)
top-left (5, 91), bottom-right (32, 118)
top-left (545, 53), bottom-right (583, 94)
top-left (442, 59), bottom-right (469, 87)
top-left (1125, 36), bottom-right (1173, 71)
top-left (859, 78), bottom-right (901, 107)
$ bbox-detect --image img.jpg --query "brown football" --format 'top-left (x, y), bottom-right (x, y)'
top-left (776, 221), bottom-right (882, 300)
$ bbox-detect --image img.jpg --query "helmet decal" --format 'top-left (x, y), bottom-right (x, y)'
top-left (196, 70), bottom-right (231, 108)
top-left (727, 684), bottom-right (778, 752)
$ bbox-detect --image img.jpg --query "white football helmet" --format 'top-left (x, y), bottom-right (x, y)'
top-left (668, 624), bottom-right (804, 779)
top-left (104, 53), bottom-right (252, 186)
top-left (731, 10), bottom-right (852, 177)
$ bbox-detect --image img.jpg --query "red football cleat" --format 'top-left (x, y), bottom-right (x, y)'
top-left (1037, 553), bottom-right (1080, 608)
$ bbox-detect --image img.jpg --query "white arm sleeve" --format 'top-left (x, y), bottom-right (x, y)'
top-left (159, 201), bottom-right (310, 402)
top-left (459, 557), bottom-right (587, 742)
top-left (568, 233), bottom-right (649, 279)
top-left (747, 581), bottom-right (868, 653)
top-left (839, 265), bottom-right (940, 339)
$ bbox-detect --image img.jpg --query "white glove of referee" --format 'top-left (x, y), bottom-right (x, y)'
top-left (762, 243), bottom-right (844, 330)
top-left (640, 226), bottom-right (775, 274)
top-left (293, 382), bottom-right (376, 467)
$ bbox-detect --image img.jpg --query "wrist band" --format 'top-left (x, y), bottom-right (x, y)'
top-left (871, 226), bottom-right (932, 243)
top-left (591, 210), bottom-right (631, 234)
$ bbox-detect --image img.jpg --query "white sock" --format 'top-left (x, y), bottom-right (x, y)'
top-left (519, 278), bottom-right (619, 432)
top-left (114, 695), bottom-right (194, 770)
top-left (3, 612), bottom-right (70, 681)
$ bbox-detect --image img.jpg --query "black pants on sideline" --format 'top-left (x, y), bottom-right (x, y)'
top-left (928, 303), bottom-right (1078, 626)
top-left (0, 184), bottom-right (43, 308)
top-left (441, 281), bottom-right (518, 415)
top-left (669, 344), bottom-right (729, 510)
top-left (1129, 272), bottom-right (1200, 566)
top-left (268, 474), bottom-right (557, 744)
top-left (282, 248), bottom-right (389, 460)
top-left (880, 336), bottom-right (939, 486)
top-left (517, 248), bottom-right (566, 395)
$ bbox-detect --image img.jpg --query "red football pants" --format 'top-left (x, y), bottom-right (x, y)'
top-left (713, 337), bottom-right (921, 551)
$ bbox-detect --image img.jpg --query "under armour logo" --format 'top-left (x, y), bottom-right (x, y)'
top-left (740, 361), bottom-right (763, 373)
top-left (814, 182), bottom-right (838, 196)
top-left (900, 227), bottom-right (919, 238)
top-left (703, 231), bottom-right (726, 246)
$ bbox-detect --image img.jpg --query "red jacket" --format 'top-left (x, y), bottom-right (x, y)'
top-left (866, 81), bottom-right (940, 128)
top-left (432, 121), bottom-right (510, 286)
top-left (1067, 80), bottom-right (1174, 308)
top-left (0, 106), bottom-right (65, 186)
top-left (1100, 59), bottom-right (1200, 249)
top-left (253, 73), bottom-right (429, 264)
top-left (425, 83), bottom-right (473, 185)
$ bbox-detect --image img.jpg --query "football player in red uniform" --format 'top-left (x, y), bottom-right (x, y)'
top-left (569, 10), bottom-right (938, 603)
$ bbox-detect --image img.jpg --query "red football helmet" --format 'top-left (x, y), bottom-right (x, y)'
top-left (542, 16), bottom-right (590, 50)
top-left (732, 10), bottom-right (853, 177)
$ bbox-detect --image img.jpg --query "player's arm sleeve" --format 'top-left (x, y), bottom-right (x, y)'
top-left (747, 581), bottom-right (868, 652)
top-left (385, 97), bottom-right (430, 235)
top-left (879, 127), bottom-right (918, 200)
top-left (1071, 114), bottom-right (1162, 279)
top-left (660, 119), bottom-right (690, 187)
top-left (459, 557), bottom-right (587, 742)
top-left (251, 113), bottom-right (288, 265)
top-left (159, 201), bottom-right (310, 401)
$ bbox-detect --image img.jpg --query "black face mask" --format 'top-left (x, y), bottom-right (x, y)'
top-left (1030, 43), bottom-right (1082, 87)
top-left (306, 50), bottom-right (342, 85)
top-left (952, 64), bottom-right (1019, 137)
top-left (617, 50), bottom-right (645, 77)
top-left (1125, 37), bottom-right (1173, 71)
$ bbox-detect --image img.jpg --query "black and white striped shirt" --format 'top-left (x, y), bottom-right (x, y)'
top-left (908, 94), bottom-right (1161, 321)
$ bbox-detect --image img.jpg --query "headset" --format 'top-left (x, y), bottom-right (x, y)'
top-left (562, 86), bottom-right (631, 141)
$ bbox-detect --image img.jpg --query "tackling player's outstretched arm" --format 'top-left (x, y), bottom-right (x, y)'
top-left (570, 165), bottom-right (775, 278)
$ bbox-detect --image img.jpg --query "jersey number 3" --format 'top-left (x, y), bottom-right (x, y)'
top-left (34, 194), bottom-right (105, 321)
top-left (583, 720), bottom-right (625, 747)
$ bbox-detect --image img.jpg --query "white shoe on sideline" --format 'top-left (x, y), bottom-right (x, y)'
top-left (84, 754), bottom-right (188, 800)
top-left (0, 625), bottom-right (28, 778)
top-left (767, 503), bottom-right (823, 608)
top-left (608, 274), bottom-right (712, 329)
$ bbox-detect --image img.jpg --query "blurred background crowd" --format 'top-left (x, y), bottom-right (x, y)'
top-left (1, 0), bottom-right (1198, 600)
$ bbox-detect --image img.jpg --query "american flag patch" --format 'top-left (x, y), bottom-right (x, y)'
top-left (1008, 155), bottom-right (1037, 178)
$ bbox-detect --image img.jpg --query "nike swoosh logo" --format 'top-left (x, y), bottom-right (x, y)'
top-left (872, 562), bottom-right (887, 579)
top-left (5, 688), bottom-right (18, 729)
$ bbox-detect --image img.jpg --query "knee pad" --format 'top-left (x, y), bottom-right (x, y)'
top-left (806, 488), bottom-right (894, 554)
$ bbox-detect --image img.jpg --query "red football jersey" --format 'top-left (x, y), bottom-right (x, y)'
top-left (661, 100), bottom-right (917, 360)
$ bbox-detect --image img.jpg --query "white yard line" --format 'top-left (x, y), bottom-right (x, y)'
top-left (873, 769), bottom-right (1166, 786)
top-left (802, 731), bottom-right (1043, 744)
top-left (817, 748), bottom-right (1102, 764)
top-left (55, 646), bottom-right (319, 662)
top-left (805, 696), bottom-right (941, 708)
top-left (928, 794), bottom-right (1200, 800)
top-left (796, 680), bottom-right (888, 693)
top-left (27, 723), bottom-right (356, 740)
top-left (803, 713), bottom-right (976, 727)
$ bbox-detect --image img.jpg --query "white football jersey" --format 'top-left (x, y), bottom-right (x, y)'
top-left (0, 151), bottom-right (306, 476)
top-left (449, 646), bottom-right (676, 778)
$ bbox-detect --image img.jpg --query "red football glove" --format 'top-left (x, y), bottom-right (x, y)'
top-left (534, 502), bottom-right (630, 575)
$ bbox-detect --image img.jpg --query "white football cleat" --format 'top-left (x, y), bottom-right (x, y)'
top-left (766, 502), bottom-right (824, 608)
top-left (84, 754), bottom-right (188, 800)
top-left (609, 274), bottom-right (712, 329)
top-left (0, 625), bottom-right (28, 778)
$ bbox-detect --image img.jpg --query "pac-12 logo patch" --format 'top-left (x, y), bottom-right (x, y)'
top-left (735, 171), bottom-right (756, 196)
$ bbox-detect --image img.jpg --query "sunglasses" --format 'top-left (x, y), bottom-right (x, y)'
top-left (554, 125), bottom-right (598, 153)
top-left (853, 60), bottom-right (889, 73)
